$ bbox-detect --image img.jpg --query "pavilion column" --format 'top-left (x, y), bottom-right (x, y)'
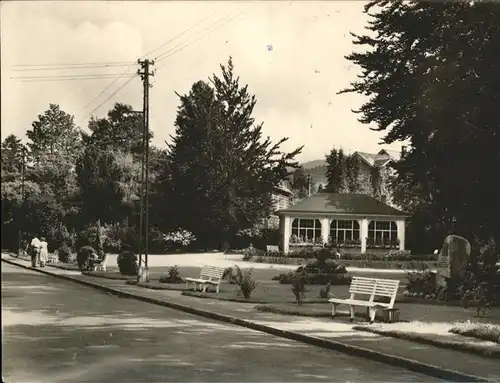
top-left (281, 215), bottom-right (292, 253)
top-left (360, 218), bottom-right (369, 254)
top-left (396, 219), bottom-right (406, 250)
top-left (321, 217), bottom-right (330, 246)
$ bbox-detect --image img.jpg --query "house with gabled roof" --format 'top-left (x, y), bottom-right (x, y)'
top-left (351, 148), bottom-right (404, 207)
top-left (277, 192), bottom-right (408, 254)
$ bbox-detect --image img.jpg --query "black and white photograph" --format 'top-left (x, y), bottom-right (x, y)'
top-left (1, 1), bottom-right (500, 382)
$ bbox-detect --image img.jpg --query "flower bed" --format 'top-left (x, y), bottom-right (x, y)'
top-left (450, 322), bottom-right (500, 344)
top-left (247, 255), bottom-right (435, 270)
top-left (353, 321), bottom-right (500, 359)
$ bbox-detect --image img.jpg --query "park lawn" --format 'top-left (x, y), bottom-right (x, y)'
top-left (181, 280), bottom-right (334, 304)
top-left (353, 321), bottom-right (500, 359)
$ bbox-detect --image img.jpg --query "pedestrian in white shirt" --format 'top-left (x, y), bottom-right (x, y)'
top-left (30, 237), bottom-right (41, 267)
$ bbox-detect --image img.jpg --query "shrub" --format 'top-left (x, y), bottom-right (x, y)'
top-left (303, 260), bottom-right (347, 274)
top-left (319, 282), bottom-right (332, 299)
top-left (239, 269), bottom-right (257, 299)
top-left (406, 270), bottom-right (436, 296)
top-left (450, 322), bottom-right (500, 344)
top-left (117, 250), bottom-right (139, 276)
top-left (242, 245), bottom-right (262, 261)
top-left (292, 272), bottom-right (306, 306)
top-left (273, 270), bottom-right (351, 285)
top-left (459, 238), bottom-right (500, 308)
top-left (77, 245), bottom-right (95, 271)
top-left (158, 265), bottom-right (183, 284)
top-left (223, 266), bottom-right (241, 284)
top-left (230, 265), bottom-right (256, 299)
top-left (57, 243), bottom-right (73, 263)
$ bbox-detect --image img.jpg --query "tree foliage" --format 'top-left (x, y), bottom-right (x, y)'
top-left (26, 103), bottom-right (82, 162)
top-left (325, 148), bottom-right (360, 193)
top-left (341, 1), bottom-right (500, 246)
top-left (1, 134), bottom-right (25, 174)
top-left (291, 166), bottom-right (309, 199)
top-left (75, 146), bottom-right (129, 224)
top-left (83, 103), bottom-right (151, 156)
top-left (161, 58), bottom-right (302, 248)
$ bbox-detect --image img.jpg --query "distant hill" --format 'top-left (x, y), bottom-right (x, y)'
top-left (299, 159), bottom-right (328, 185)
top-left (286, 159), bottom-right (328, 185)
top-left (302, 159), bottom-right (326, 169)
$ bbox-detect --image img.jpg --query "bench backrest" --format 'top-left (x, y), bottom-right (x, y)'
top-left (266, 245), bottom-right (279, 252)
top-left (199, 265), bottom-right (225, 282)
top-left (349, 276), bottom-right (400, 307)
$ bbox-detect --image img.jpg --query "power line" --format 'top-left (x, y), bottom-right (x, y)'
top-left (78, 11), bottom-right (223, 114)
top-left (82, 76), bottom-right (137, 123)
top-left (11, 63), bottom-right (132, 72)
top-left (141, 8), bottom-right (221, 60)
top-left (11, 73), bottom-right (136, 81)
top-left (12, 61), bottom-right (131, 68)
top-left (14, 75), bottom-right (137, 83)
top-left (79, 67), bottom-right (136, 113)
top-left (155, 8), bottom-right (248, 65)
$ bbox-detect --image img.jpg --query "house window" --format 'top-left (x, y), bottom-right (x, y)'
top-left (368, 221), bottom-right (398, 246)
top-left (291, 219), bottom-right (322, 243)
top-left (330, 220), bottom-right (360, 242)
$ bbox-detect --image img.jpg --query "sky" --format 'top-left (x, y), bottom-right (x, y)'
top-left (1, 1), bottom-right (405, 163)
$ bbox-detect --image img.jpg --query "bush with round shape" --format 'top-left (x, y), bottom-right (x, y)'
top-left (57, 243), bottom-right (73, 263)
top-left (158, 265), bottom-right (183, 283)
top-left (77, 245), bottom-right (95, 271)
top-left (117, 250), bottom-right (138, 276)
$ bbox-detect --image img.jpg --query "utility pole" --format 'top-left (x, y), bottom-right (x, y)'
top-left (137, 59), bottom-right (154, 283)
top-left (18, 148), bottom-right (26, 257)
top-left (308, 174), bottom-right (312, 197)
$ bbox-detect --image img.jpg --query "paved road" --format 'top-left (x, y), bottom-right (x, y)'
top-left (2, 263), bottom-right (440, 382)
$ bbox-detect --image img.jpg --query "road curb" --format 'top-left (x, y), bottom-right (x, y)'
top-left (2, 257), bottom-right (489, 382)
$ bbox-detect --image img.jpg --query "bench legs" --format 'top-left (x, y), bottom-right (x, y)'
top-left (331, 304), bottom-right (356, 322)
top-left (348, 305), bottom-right (355, 322)
top-left (331, 303), bottom-right (338, 319)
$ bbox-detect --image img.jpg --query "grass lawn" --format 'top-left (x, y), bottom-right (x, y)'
top-left (254, 302), bottom-right (377, 320)
top-left (353, 321), bottom-right (500, 359)
top-left (181, 281), bottom-right (334, 304)
top-left (126, 280), bottom-right (186, 291)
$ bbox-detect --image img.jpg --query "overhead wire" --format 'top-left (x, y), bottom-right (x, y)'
top-left (11, 63), bottom-right (132, 72)
top-left (11, 61), bottom-right (131, 69)
top-left (154, 7), bottom-right (250, 68)
top-left (81, 75), bottom-right (137, 125)
top-left (11, 73), bottom-right (137, 82)
top-left (78, 8), bottom-right (225, 117)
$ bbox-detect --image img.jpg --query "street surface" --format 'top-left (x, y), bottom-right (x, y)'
top-left (2, 263), bottom-right (440, 382)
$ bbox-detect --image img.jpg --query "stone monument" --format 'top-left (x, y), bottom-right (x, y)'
top-left (436, 235), bottom-right (471, 288)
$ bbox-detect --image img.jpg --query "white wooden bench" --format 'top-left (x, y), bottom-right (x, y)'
top-left (266, 245), bottom-right (279, 252)
top-left (329, 276), bottom-right (400, 323)
top-left (47, 250), bottom-right (59, 264)
top-left (185, 265), bottom-right (226, 293)
top-left (93, 253), bottom-right (109, 272)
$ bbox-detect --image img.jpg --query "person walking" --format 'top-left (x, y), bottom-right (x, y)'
top-left (30, 237), bottom-right (41, 267)
top-left (39, 237), bottom-right (49, 268)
